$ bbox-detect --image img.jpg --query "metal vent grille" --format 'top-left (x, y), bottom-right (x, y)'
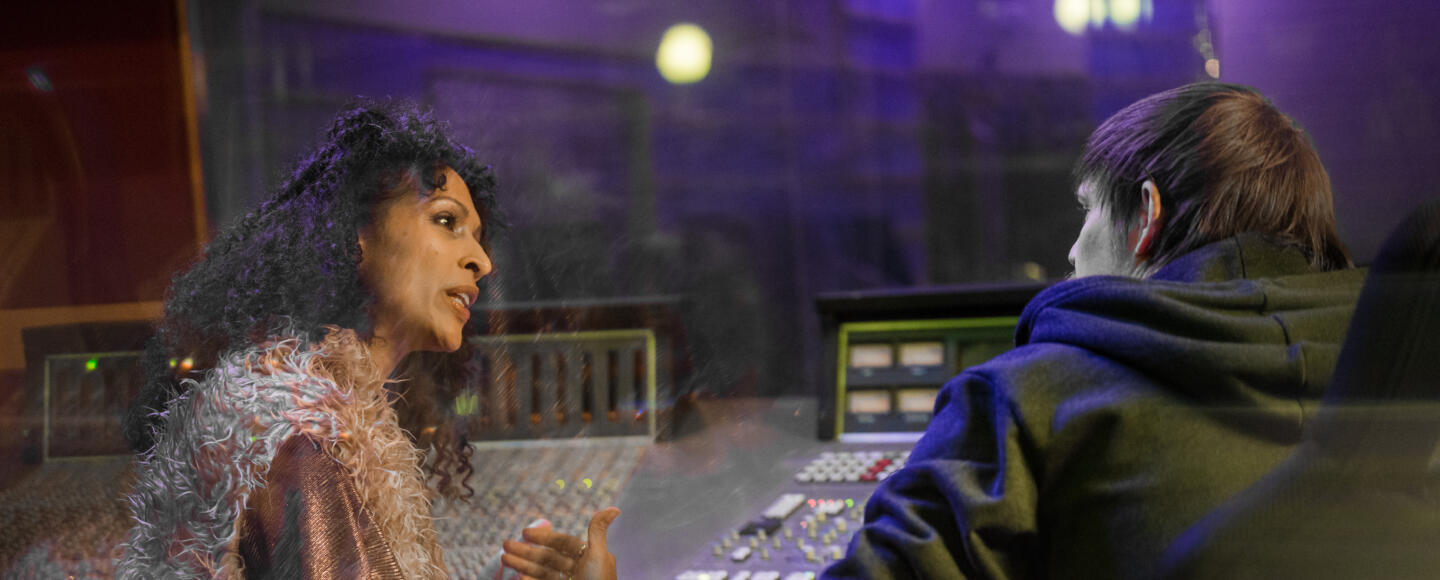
top-left (464, 330), bottom-right (658, 440)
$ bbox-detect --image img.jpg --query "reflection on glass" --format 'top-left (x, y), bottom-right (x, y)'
top-left (849, 344), bottom-right (894, 368)
top-left (12, 0), bottom-right (1403, 576)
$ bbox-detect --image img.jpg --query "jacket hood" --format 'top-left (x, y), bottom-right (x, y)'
top-left (1016, 234), bottom-right (1365, 406)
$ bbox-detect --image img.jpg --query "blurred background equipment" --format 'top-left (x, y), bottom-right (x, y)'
top-left (815, 282), bottom-right (1044, 441)
top-left (640, 283), bottom-right (1043, 579)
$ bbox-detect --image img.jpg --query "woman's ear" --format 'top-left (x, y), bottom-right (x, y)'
top-left (357, 223), bottom-right (375, 258)
top-left (1133, 180), bottom-right (1164, 259)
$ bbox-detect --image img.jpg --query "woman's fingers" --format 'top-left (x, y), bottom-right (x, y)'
top-left (521, 525), bottom-right (587, 557)
top-left (503, 509), bottom-right (621, 580)
top-left (502, 539), bottom-right (577, 572)
top-left (574, 507), bottom-right (621, 580)
top-left (498, 551), bottom-right (568, 580)
top-left (586, 507), bottom-right (621, 555)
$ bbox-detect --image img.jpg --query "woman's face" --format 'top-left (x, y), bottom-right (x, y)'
top-left (360, 166), bottom-right (491, 355)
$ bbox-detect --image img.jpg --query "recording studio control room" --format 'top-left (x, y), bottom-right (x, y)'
top-left (4, 1), bottom-right (1439, 579)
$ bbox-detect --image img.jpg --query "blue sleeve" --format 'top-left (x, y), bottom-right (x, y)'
top-left (822, 371), bottom-right (1041, 580)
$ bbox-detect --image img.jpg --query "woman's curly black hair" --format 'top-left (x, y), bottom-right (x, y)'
top-left (124, 98), bottom-right (496, 499)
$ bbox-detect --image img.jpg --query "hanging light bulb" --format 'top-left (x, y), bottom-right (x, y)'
top-left (1109, 0), bottom-right (1142, 30)
top-left (656, 23), bottom-right (713, 85)
top-left (1054, 0), bottom-right (1089, 36)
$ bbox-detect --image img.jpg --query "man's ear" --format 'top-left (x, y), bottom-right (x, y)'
top-left (1132, 180), bottom-right (1164, 260)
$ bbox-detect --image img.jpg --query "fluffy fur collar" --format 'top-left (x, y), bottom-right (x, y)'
top-left (117, 330), bottom-right (446, 579)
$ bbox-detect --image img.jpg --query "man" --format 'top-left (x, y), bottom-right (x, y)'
top-left (822, 82), bottom-right (1361, 579)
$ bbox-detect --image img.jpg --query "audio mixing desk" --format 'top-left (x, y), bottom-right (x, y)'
top-left (611, 397), bottom-right (918, 579)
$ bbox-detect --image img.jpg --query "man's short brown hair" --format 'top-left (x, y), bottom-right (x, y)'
top-left (1076, 82), bottom-right (1351, 271)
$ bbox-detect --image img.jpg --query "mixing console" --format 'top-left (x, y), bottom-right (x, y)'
top-left (672, 447), bottom-right (910, 580)
top-left (0, 438), bottom-right (648, 579)
top-left (434, 436), bottom-right (648, 578)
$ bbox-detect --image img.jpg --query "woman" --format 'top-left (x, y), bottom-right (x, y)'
top-left (118, 100), bottom-right (493, 578)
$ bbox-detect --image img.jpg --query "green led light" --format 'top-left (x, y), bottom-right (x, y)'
top-left (454, 392), bottom-right (478, 416)
top-left (85, 359), bottom-right (98, 372)
top-left (845, 498), bottom-right (855, 508)
top-left (169, 358), bottom-right (177, 368)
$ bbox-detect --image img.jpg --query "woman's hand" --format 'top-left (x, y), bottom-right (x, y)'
top-left (501, 507), bottom-right (620, 580)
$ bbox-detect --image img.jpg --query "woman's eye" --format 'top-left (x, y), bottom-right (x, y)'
top-left (435, 214), bottom-right (457, 229)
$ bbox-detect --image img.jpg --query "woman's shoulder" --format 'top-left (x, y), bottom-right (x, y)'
top-left (209, 335), bottom-right (338, 398)
top-left (120, 331), bottom-right (380, 578)
top-left (184, 329), bottom-right (379, 439)
top-left (214, 328), bottom-right (374, 388)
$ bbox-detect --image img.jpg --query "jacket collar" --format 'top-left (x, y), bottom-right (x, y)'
top-left (1149, 233), bottom-right (1319, 283)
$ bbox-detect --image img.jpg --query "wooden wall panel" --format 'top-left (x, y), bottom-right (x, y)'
top-left (0, 0), bottom-right (202, 374)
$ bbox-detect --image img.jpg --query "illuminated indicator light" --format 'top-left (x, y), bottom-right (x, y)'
top-left (1205, 59), bottom-right (1221, 79)
top-left (455, 392), bottom-right (478, 416)
top-left (656, 23), bottom-right (712, 85)
top-left (583, 478), bottom-right (593, 488)
top-left (849, 390), bottom-right (891, 414)
top-left (809, 499), bottom-right (816, 508)
top-left (555, 479), bottom-right (565, 489)
top-left (1022, 261), bottom-right (1046, 281)
top-left (169, 358), bottom-right (178, 368)
top-left (85, 359), bottom-right (98, 372)
top-left (899, 342), bottom-right (944, 367)
top-left (899, 389), bottom-right (939, 413)
top-left (849, 344), bottom-right (894, 368)
top-left (846, 499), bottom-right (855, 508)
top-left (179, 357), bottom-right (195, 371)
top-left (1109, 0), bottom-right (1142, 29)
top-left (1054, 0), bottom-right (1088, 35)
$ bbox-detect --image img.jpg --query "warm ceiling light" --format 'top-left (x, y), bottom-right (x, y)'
top-left (1054, 0), bottom-right (1089, 36)
top-left (656, 23), bottom-right (713, 85)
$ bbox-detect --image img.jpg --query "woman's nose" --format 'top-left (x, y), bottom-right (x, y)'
top-left (463, 248), bottom-right (493, 281)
